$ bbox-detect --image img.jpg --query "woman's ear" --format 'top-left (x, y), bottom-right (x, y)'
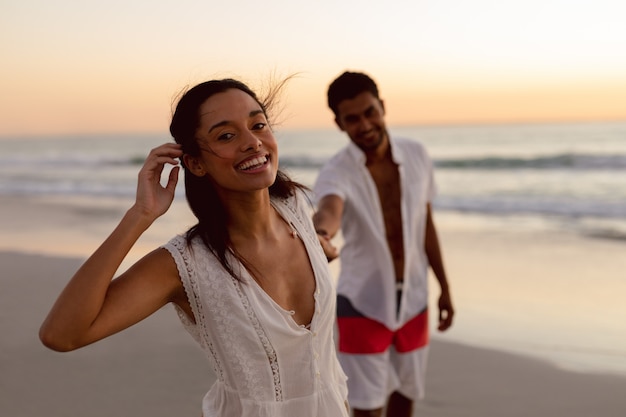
top-left (182, 154), bottom-right (206, 177)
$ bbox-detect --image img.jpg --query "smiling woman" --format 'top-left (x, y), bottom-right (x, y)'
top-left (183, 90), bottom-right (279, 195)
top-left (39, 78), bottom-right (350, 417)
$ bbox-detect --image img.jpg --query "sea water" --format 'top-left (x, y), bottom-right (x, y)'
top-left (3, 122), bottom-right (625, 239)
top-left (2, 121), bottom-right (625, 375)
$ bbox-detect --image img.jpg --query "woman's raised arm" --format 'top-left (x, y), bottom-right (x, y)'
top-left (39, 143), bottom-right (185, 351)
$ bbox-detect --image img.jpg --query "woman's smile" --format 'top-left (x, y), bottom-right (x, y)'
top-left (237, 153), bottom-right (270, 172)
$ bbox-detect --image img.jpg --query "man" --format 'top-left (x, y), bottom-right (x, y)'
top-left (313, 71), bottom-right (454, 417)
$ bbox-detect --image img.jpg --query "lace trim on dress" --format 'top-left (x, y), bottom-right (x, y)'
top-left (194, 255), bottom-right (265, 401)
top-left (168, 237), bottom-right (225, 382)
top-left (231, 274), bottom-right (283, 401)
top-left (281, 194), bottom-right (307, 232)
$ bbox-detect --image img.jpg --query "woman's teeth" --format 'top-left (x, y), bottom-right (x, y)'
top-left (238, 156), bottom-right (267, 171)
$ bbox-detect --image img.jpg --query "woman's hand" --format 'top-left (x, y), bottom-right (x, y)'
top-left (133, 143), bottom-right (183, 221)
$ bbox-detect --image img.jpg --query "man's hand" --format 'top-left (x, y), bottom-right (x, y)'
top-left (437, 291), bottom-right (454, 331)
top-left (317, 231), bottom-right (339, 262)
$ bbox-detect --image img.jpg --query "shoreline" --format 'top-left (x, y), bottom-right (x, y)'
top-left (2, 248), bottom-right (625, 416)
top-left (3, 193), bottom-right (626, 376)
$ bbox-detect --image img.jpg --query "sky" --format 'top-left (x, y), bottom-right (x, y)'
top-left (1, 0), bottom-right (626, 137)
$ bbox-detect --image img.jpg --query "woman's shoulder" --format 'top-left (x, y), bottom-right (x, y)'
top-left (274, 188), bottom-right (313, 216)
top-left (161, 233), bottom-right (210, 268)
top-left (162, 234), bottom-right (192, 257)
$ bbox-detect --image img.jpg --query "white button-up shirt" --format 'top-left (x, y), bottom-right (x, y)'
top-left (314, 137), bottom-right (436, 330)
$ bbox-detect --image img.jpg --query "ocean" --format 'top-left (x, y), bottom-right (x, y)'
top-left (2, 121), bottom-right (625, 376)
top-left (3, 121), bottom-right (626, 240)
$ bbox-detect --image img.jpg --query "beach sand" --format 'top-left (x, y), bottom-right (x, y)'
top-left (2, 195), bottom-right (626, 416)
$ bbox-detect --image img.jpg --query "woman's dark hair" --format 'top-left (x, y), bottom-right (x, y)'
top-left (327, 71), bottom-right (380, 118)
top-left (169, 78), bottom-right (304, 280)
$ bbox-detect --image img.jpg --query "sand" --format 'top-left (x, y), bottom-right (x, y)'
top-left (2, 194), bottom-right (626, 416)
top-left (3, 250), bottom-right (626, 416)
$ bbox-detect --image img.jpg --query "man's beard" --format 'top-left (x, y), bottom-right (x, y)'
top-left (356, 129), bottom-right (387, 151)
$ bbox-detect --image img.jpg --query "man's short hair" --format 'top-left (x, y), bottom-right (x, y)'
top-left (327, 71), bottom-right (380, 117)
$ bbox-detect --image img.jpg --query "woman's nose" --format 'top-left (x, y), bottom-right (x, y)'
top-left (240, 130), bottom-right (262, 151)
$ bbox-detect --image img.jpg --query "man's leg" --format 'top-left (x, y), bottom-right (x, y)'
top-left (380, 345), bottom-right (428, 417)
top-left (337, 296), bottom-right (394, 414)
top-left (339, 351), bottom-right (389, 415)
top-left (353, 407), bottom-right (384, 417)
top-left (352, 391), bottom-right (412, 417)
top-left (385, 391), bottom-right (413, 417)
top-left (386, 310), bottom-right (430, 416)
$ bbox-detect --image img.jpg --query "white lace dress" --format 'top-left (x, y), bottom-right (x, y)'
top-left (162, 192), bottom-right (349, 417)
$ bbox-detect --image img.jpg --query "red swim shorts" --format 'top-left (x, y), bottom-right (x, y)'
top-left (337, 295), bottom-right (429, 354)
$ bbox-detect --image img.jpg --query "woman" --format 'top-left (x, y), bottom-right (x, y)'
top-left (39, 78), bottom-right (349, 416)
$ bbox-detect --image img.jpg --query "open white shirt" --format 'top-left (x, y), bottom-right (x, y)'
top-left (314, 137), bottom-right (436, 330)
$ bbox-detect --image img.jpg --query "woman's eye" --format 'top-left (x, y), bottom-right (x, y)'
top-left (217, 132), bottom-right (235, 141)
top-left (252, 122), bottom-right (266, 130)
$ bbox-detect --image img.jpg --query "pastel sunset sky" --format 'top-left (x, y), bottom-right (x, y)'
top-left (2, 0), bottom-right (625, 136)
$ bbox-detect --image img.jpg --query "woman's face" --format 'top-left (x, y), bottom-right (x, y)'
top-left (186, 88), bottom-right (279, 196)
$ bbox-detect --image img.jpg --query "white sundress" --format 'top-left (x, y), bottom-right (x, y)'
top-left (162, 192), bottom-right (349, 417)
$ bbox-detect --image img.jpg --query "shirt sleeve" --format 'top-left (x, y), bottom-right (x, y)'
top-left (426, 150), bottom-right (437, 203)
top-left (414, 141), bottom-right (437, 203)
top-left (313, 164), bottom-right (347, 205)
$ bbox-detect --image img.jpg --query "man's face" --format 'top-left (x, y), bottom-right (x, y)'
top-left (335, 91), bottom-right (388, 152)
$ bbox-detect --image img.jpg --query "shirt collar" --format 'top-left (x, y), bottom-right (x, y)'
top-left (346, 136), bottom-right (404, 165)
